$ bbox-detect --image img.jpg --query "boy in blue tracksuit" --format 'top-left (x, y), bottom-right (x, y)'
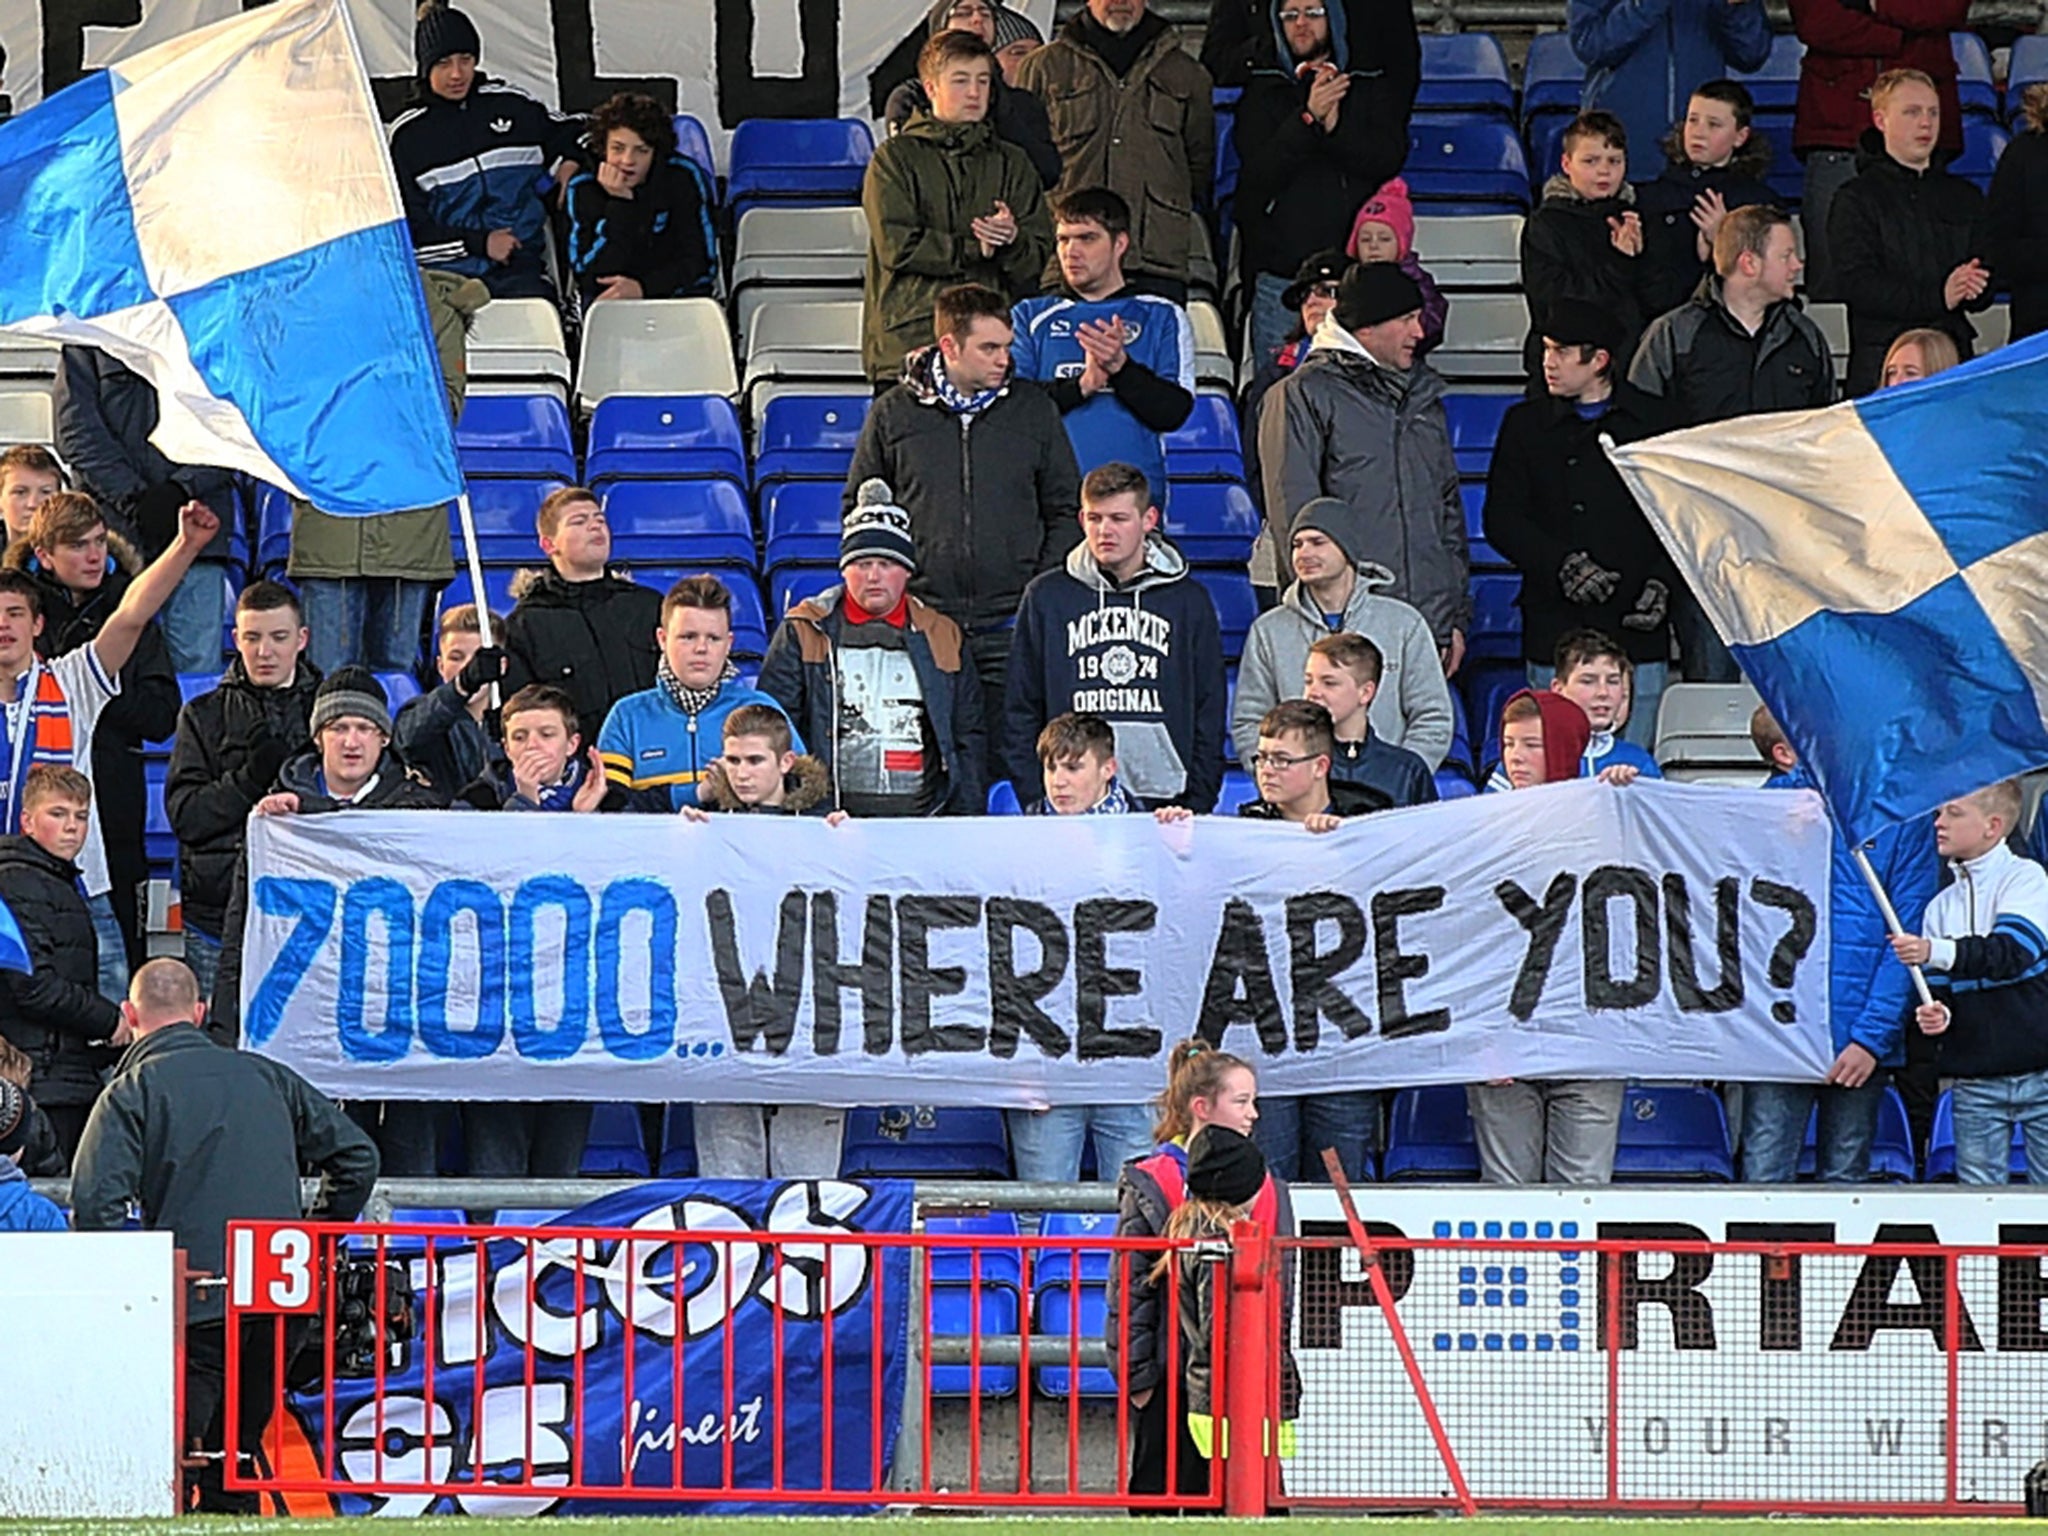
top-left (599, 575), bottom-right (801, 808)
top-left (1551, 629), bottom-right (1663, 779)
top-left (389, 6), bottom-right (586, 300)
top-left (1744, 706), bottom-right (1938, 1181)
top-left (1010, 189), bottom-right (1196, 507)
top-left (1893, 779), bottom-right (2048, 1185)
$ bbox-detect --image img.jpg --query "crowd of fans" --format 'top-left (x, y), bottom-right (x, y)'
top-left (5, 0), bottom-right (2048, 1223)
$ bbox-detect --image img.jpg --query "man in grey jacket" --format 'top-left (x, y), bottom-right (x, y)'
top-left (1233, 497), bottom-right (1454, 769)
top-left (1256, 262), bottom-right (1470, 673)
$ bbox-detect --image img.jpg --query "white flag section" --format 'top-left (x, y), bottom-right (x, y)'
top-left (240, 781), bottom-right (1835, 1105)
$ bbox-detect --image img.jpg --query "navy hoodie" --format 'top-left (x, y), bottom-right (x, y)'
top-left (1003, 536), bottom-right (1226, 810)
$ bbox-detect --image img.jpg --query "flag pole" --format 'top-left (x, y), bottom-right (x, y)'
top-left (1849, 844), bottom-right (1936, 1008)
top-left (454, 489), bottom-right (503, 711)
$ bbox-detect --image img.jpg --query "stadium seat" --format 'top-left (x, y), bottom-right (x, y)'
top-left (1521, 32), bottom-right (1584, 117)
top-left (1467, 572), bottom-right (1522, 661)
top-left (1795, 1086), bottom-right (1915, 1182)
top-left (753, 393), bottom-right (870, 485)
top-left (659, 1104), bottom-right (697, 1178)
top-left (1954, 32), bottom-right (1997, 118)
top-left (0, 387), bottom-right (52, 446)
top-left (1414, 213), bottom-right (1525, 290)
top-left (1952, 121), bottom-right (2009, 192)
top-left (144, 758), bottom-right (176, 870)
top-left (466, 297), bottom-right (570, 398)
top-left (453, 477), bottom-right (562, 563)
top-left (1163, 482), bottom-right (1260, 565)
top-left (586, 395), bottom-right (747, 488)
top-left (1033, 1212), bottom-right (1119, 1398)
top-left (1402, 117), bottom-right (1532, 210)
top-left (1445, 687), bottom-right (1475, 778)
top-left (375, 672), bottom-right (421, 711)
top-left (1973, 303), bottom-right (2011, 353)
top-left (1193, 570), bottom-right (1258, 659)
top-left (439, 566), bottom-right (522, 622)
top-left (599, 479), bottom-right (756, 567)
top-left (762, 481), bottom-right (846, 568)
top-left (1653, 682), bottom-right (1766, 782)
top-left (0, 333), bottom-right (59, 385)
top-left (1416, 33), bottom-right (1515, 117)
top-left (623, 567), bottom-right (771, 656)
top-left (1925, 1089), bottom-right (2040, 1181)
top-left (727, 118), bottom-right (874, 217)
top-left (744, 301), bottom-right (867, 418)
top-left (1432, 295), bottom-right (1529, 382)
top-left (926, 1212), bottom-right (1024, 1397)
top-left (730, 206), bottom-right (867, 342)
top-left (491, 1208), bottom-right (570, 1228)
top-left (840, 1107), bottom-right (1013, 1178)
top-left (1445, 392), bottom-right (1516, 479)
top-left (1611, 1084), bottom-right (1734, 1181)
top-left (1805, 301), bottom-right (1851, 385)
top-left (1465, 660), bottom-right (1524, 781)
top-left (1216, 768), bottom-right (1258, 814)
top-left (455, 393), bottom-right (575, 481)
top-left (987, 780), bottom-right (1024, 815)
top-left (1382, 1085), bottom-right (1481, 1180)
top-left (2012, 37), bottom-right (2048, 122)
top-left (764, 562), bottom-right (841, 619)
top-left (671, 113), bottom-right (716, 187)
top-left (581, 1102), bottom-right (651, 1177)
top-left (254, 482), bottom-right (293, 576)
top-left (1434, 766), bottom-right (1477, 799)
top-left (1187, 300), bottom-right (1237, 393)
top-left (578, 297), bottom-right (739, 410)
top-left (1164, 395), bottom-right (1246, 481)
top-left (359, 1206), bottom-right (469, 1261)
top-left (1730, 33), bottom-right (1804, 113)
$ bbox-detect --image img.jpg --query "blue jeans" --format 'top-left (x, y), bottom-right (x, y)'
top-left (185, 927), bottom-right (222, 1008)
top-left (1005, 1104), bottom-right (1154, 1183)
top-left (1248, 272), bottom-right (1298, 379)
top-left (1953, 1071), bottom-right (2048, 1185)
top-left (88, 891), bottom-right (129, 1005)
top-left (1525, 660), bottom-right (1667, 752)
top-left (160, 561), bottom-right (229, 674)
top-left (301, 577), bottom-right (434, 676)
top-left (1742, 1079), bottom-right (1881, 1182)
top-left (1254, 1092), bottom-right (1380, 1182)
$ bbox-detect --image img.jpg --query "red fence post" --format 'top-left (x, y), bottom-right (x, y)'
top-left (1223, 1218), bottom-right (1273, 1518)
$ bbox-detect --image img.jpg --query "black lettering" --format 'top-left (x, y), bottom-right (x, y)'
top-left (705, 889), bottom-right (806, 1055)
top-left (1373, 887), bottom-right (1449, 1039)
top-left (808, 893), bottom-right (895, 1056)
top-left (1582, 1416), bottom-right (1606, 1453)
top-left (1598, 1222), bottom-right (1715, 1350)
top-left (985, 899), bottom-right (1073, 1060)
top-left (1286, 892), bottom-right (1372, 1047)
top-left (897, 896), bottom-right (984, 1054)
top-left (1830, 1223), bottom-right (1983, 1351)
top-left (1727, 1222), bottom-right (1837, 1351)
top-left (1295, 1219), bottom-right (1413, 1347)
top-left (1765, 1417), bottom-right (1791, 1454)
top-left (714, 0), bottom-right (842, 124)
top-left (1196, 898), bottom-right (1285, 1053)
top-left (1494, 873), bottom-right (1577, 1020)
top-left (1583, 866), bottom-right (1660, 1009)
top-left (1752, 877), bottom-right (1819, 1024)
top-left (1985, 1419), bottom-right (2010, 1458)
top-left (1075, 900), bottom-right (1160, 1060)
top-left (1643, 1416), bottom-right (1669, 1455)
top-left (1998, 1224), bottom-right (2048, 1352)
top-left (1867, 1418), bottom-right (1907, 1456)
top-left (547, 0), bottom-right (681, 114)
top-left (1703, 1417), bottom-right (1730, 1455)
top-left (1664, 873), bottom-right (1744, 1012)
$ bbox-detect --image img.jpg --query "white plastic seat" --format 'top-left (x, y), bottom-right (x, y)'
top-left (1805, 302), bottom-right (1850, 385)
top-left (1974, 302), bottom-right (2011, 353)
top-left (1431, 294), bottom-right (1528, 381)
top-left (743, 299), bottom-right (865, 418)
top-left (0, 386), bottom-right (54, 446)
top-left (1654, 682), bottom-right (1765, 774)
top-left (731, 208), bottom-right (869, 346)
top-left (466, 297), bottom-right (570, 388)
top-left (0, 334), bottom-right (60, 383)
top-left (1188, 300), bottom-right (1235, 392)
top-left (1414, 214), bottom-right (1525, 290)
top-left (577, 297), bottom-right (738, 412)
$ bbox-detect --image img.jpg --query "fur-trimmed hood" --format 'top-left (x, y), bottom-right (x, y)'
top-left (702, 752), bottom-right (832, 814)
top-left (3, 528), bottom-right (145, 580)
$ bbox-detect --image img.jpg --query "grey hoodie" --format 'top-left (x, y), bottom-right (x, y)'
top-left (1233, 558), bottom-right (1454, 769)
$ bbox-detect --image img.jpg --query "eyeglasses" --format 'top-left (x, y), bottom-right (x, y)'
top-left (1250, 750), bottom-right (1319, 771)
top-left (1277, 6), bottom-right (1329, 21)
top-left (1307, 282), bottom-right (1341, 299)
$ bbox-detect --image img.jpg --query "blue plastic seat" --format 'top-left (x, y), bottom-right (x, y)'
top-left (1730, 34), bottom-right (1804, 114)
top-left (764, 561), bottom-right (841, 620)
top-left (254, 482), bottom-right (293, 576)
top-left (988, 780), bottom-right (1024, 815)
top-left (1952, 122), bottom-right (2009, 193)
top-left (356, 1206), bottom-right (468, 1261)
top-left (1445, 392), bottom-right (1514, 480)
top-left (1216, 767), bottom-right (1257, 814)
top-left (1382, 1085), bottom-right (1482, 1180)
top-left (375, 671), bottom-right (421, 711)
top-left (928, 1212), bottom-right (1024, 1397)
top-left (619, 567), bottom-right (770, 656)
top-left (1193, 569), bottom-right (1258, 659)
top-left (1926, 1088), bottom-right (2034, 1181)
top-left (1434, 766), bottom-right (1477, 799)
top-left (582, 1102), bottom-right (651, 1177)
top-left (1416, 33), bottom-right (1515, 117)
top-left (456, 393), bottom-right (575, 481)
top-left (671, 113), bottom-right (717, 187)
top-left (1795, 1085), bottom-right (1914, 1182)
top-left (1164, 395), bottom-right (1246, 480)
top-left (1445, 687), bottom-right (1474, 777)
top-left (491, 1208), bottom-right (570, 1228)
top-left (438, 566), bottom-right (522, 622)
top-left (1467, 572), bottom-right (1523, 661)
top-left (727, 119), bottom-right (874, 214)
top-left (762, 481), bottom-right (846, 568)
top-left (1521, 32), bottom-right (1584, 118)
top-left (587, 395), bottom-right (746, 487)
top-left (754, 394), bottom-right (870, 485)
top-left (600, 479), bottom-right (756, 567)
top-left (840, 1107), bottom-right (1013, 1179)
top-left (1954, 32), bottom-right (1998, 118)
top-left (2013, 37), bottom-right (2048, 122)
top-left (144, 758), bottom-right (176, 868)
top-left (1611, 1084), bottom-right (1734, 1181)
top-left (1524, 107), bottom-right (1577, 186)
top-left (1163, 482), bottom-right (1260, 565)
top-left (1033, 1212), bottom-right (1119, 1398)
top-left (453, 477), bottom-right (562, 562)
top-left (1404, 117), bottom-right (1532, 210)
top-left (656, 1105), bottom-right (697, 1178)
top-left (1465, 660), bottom-right (1525, 778)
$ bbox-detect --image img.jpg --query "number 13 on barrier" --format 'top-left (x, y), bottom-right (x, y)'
top-left (229, 1223), bottom-right (320, 1313)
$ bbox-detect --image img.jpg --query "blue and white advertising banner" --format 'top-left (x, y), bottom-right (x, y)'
top-left (242, 781), bottom-right (1835, 1104)
top-left (285, 1178), bottom-right (912, 1516)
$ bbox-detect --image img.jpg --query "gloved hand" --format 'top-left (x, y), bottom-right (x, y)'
top-left (237, 733), bottom-right (291, 795)
top-left (455, 645), bottom-right (508, 700)
top-left (1620, 578), bottom-right (1670, 631)
top-left (1559, 551), bottom-right (1621, 605)
top-left (134, 481), bottom-right (190, 557)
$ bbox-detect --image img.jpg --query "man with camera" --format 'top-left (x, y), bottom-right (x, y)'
top-left (71, 959), bottom-right (379, 1513)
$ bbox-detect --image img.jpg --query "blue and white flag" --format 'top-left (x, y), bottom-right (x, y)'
top-left (0, 893), bottom-right (30, 976)
top-left (1607, 334), bottom-right (2048, 841)
top-left (0, 0), bottom-right (463, 516)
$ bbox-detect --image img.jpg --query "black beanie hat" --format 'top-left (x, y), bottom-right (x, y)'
top-left (416, 5), bottom-right (482, 77)
top-left (1332, 261), bottom-right (1425, 331)
top-left (1186, 1125), bottom-right (1266, 1206)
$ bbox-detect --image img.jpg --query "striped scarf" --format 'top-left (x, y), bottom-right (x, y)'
top-left (3, 663), bottom-right (77, 814)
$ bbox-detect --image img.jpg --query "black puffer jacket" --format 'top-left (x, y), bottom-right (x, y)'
top-left (1520, 176), bottom-right (1654, 380)
top-left (0, 835), bottom-right (122, 1108)
top-left (165, 658), bottom-right (323, 939)
top-left (1988, 128), bottom-right (2048, 342)
top-left (1629, 275), bottom-right (1837, 424)
top-left (844, 348), bottom-right (1081, 636)
top-left (1828, 135), bottom-right (1989, 395)
top-left (499, 567), bottom-right (664, 747)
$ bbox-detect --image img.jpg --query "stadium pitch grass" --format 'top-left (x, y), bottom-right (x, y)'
top-left (7, 1518), bottom-right (2020, 1533)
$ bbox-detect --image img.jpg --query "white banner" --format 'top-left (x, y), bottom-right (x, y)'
top-left (1288, 1186), bottom-right (2048, 1506)
top-left (240, 780), bottom-right (1834, 1105)
top-left (9, 0), bottom-right (1057, 165)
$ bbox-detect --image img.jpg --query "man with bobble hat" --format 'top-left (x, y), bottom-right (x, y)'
top-left (759, 480), bottom-right (987, 817)
top-left (1256, 258), bottom-right (1469, 674)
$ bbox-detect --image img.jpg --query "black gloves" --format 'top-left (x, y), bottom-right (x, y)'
top-left (455, 646), bottom-right (508, 700)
